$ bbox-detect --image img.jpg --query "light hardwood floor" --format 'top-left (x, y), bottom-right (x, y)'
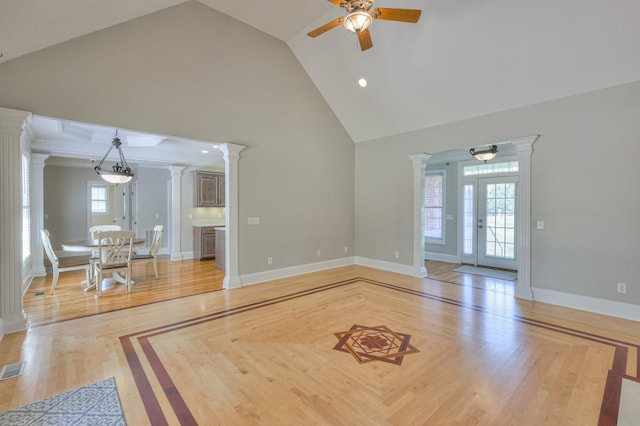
top-left (2, 262), bottom-right (639, 424)
top-left (24, 257), bottom-right (224, 327)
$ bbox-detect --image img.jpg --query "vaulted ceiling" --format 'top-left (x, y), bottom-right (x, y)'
top-left (2, 0), bottom-right (640, 148)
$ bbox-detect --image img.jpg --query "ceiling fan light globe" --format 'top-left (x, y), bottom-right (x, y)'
top-left (344, 11), bottom-right (372, 33)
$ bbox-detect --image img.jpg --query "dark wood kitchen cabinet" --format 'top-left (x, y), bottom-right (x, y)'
top-left (193, 226), bottom-right (215, 260)
top-left (193, 171), bottom-right (225, 207)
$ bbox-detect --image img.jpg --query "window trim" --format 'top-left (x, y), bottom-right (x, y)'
top-left (424, 169), bottom-right (446, 245)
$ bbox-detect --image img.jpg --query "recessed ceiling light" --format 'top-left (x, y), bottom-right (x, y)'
top-left (358, 78), bottom-right (367, 88)
top-left (212, 145), bottom-right (219, 149)
top-left (201, 150), bottom-right (209, 154)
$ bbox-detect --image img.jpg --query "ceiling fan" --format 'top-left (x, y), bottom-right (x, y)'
top-left (307, 0), bottom-right (422, 51)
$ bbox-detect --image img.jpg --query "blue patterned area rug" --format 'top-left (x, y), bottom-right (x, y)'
top-left (0, 377), bottom-right (125, 425)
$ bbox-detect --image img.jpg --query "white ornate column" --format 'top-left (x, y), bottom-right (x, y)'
top-left (31, 153), bottom-right (50, 277)
top-left (168, 166), bottom-right (184, 261)
top-left (0, 107), bottom-right (32, 335)
top-left (409, 153), bottom-right (431, 278)
top-left (219, 143), bottom-right (245, 289)
top-left (512, 135), bottom-right (538, 300)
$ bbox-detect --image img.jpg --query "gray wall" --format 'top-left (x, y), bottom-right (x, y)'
top-left (0, 1), bottom-right (355, 275)
top-left (43, 166), bottom-right (96, 250)
top-left (356, 81), bottom-right (640, 306)
top-left (135, 167), bottom-right (169, 251)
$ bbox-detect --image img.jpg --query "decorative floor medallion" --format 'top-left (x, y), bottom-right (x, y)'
top-left (333, 324), bottom-right (419, 365)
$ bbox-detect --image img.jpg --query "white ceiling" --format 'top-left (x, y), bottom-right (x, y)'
top-left (28, 115), bottom-right (224, 168)
top-left (3, 0), bottom-right (640, 150)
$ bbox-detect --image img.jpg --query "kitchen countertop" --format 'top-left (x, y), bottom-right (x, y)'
top-left (192, 221), bottom-right (225, 227)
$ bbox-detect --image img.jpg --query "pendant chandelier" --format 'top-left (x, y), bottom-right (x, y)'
top-left (94, 130), bottom-right (134, 184)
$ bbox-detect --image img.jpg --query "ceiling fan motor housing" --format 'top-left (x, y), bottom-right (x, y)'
top-left (343, 0), bottom-right (375, 13)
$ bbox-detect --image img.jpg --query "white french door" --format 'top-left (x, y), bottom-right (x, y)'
top-left (477, 177), bottom-right (517, 269)
top-left (461, 176), bottom-right (518, 270)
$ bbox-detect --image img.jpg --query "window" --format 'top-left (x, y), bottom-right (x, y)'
top-left (424, 170), bottom-right (445, 243)
top-left (463, 161), bottom-right (519, 176)
top-left (91, 185), bottom-right (108, 214)
top-left (462, 184), bottom-right (474, 255)
top-left (22, 154), bottom-right (30, 262)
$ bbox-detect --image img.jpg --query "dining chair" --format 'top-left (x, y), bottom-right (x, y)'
top-left (88, 225), bottom-right (122, 281)
top-left (132, 225), bottom-right (164, 278)
top-left (41, 229), bottom-right (91, 295)
top-left (94, 230), bottom-right (135, 297)
top-left (89, 224), bottom-right (121, 240)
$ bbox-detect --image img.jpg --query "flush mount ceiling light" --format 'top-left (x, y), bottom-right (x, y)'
top-left (358, 78), bottom-right (367, 87)
top-left (94, 130), bottom-right (134, 184)
top-left (470, 145), bottom-right (498, 162)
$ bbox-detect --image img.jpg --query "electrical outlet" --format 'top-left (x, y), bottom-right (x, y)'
top-left (617, 283), bottom-right (627, 294)
top-left (316, 250), bottom-right (321, 257)
top-left (344, 246), bottom-right (348, 253)
top-left (394, 251), bottom-right (400, 258)
top-left (267, 257), bottom-right (272, 265)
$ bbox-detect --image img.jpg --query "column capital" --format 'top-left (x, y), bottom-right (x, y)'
top-left (219, 143), bottom-right (246, 161)
top-left (511, 135), bottom-right (538, 153)
top-left (408, 152), bottom-right (432, 166)
top-left (31, 152), bottom-right (50, 166)
top-left (168, 165), bottom-right (185, 176)
top-left (0, 107), bottom-right (32, 136)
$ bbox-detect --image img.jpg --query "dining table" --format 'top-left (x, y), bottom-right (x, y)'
top-left (61, 237), bottom-right (147, 292)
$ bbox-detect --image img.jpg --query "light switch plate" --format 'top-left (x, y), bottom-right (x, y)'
top-left (536, 220), bottom-right (544, 230)
top-left (248, 217), bottom-right (260, 225)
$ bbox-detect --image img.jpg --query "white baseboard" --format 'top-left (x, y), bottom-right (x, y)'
top-left (530, 286), bottom-right (640, 322)
top-left (240, 257), bottom-right (355, 287)
top-left (2, 315), bottom-right (27, 334)
top-left (33, 266), bottom-right (46, 277)
top-left (171, 251), bottom-right (188, 261)
top-left (424, 252), bottom-right (459, 264)
top-left (22, 273), bottom-right (33, 296)
top-left (354, 256), bottom-right (420, 277)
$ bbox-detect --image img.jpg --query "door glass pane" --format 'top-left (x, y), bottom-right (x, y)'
top-left (485, 182), bottom-right (516, 259)
top-left (463, 184), bottom-right (474, 255)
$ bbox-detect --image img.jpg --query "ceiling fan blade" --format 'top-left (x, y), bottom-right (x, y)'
top-left (373, 8), bottom-right (422, 23)
top-left (358, 29), bottom-right (373, 51)
top-left (307, 18), bottom-right (343, 38)
top-left (327, 0), bottom-right (343, 6)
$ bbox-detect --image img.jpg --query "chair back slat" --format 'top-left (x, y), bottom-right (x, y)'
top-left (96, 230), bottom-right (135, 266)
top-left (149, 225), bottom-right (164, 256)
top-left (89, 224), bottom-right (121, 240)
top-left (40, 229), bottom-right (58, 265)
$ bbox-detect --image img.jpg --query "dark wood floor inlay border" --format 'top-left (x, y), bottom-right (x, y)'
top-left (119, 277), bottom-right (638, 425)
